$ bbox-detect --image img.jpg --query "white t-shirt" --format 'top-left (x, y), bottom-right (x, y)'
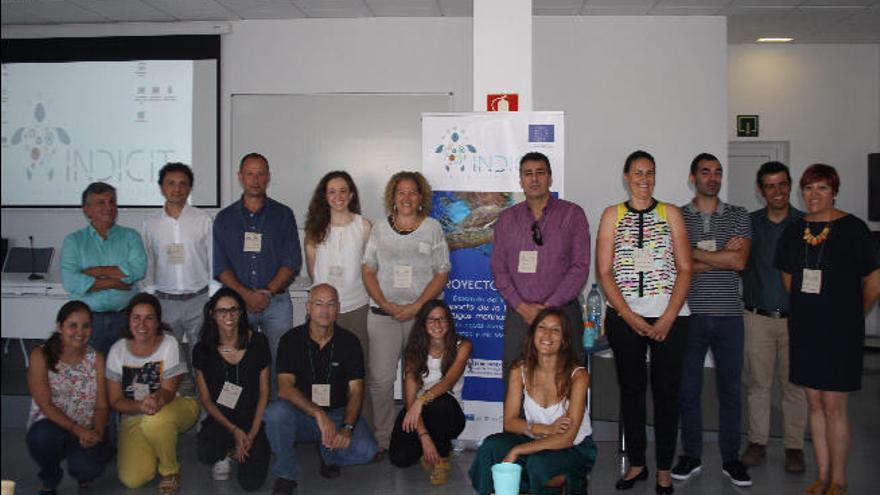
top-left (105, 333), bottom-right (188, 410)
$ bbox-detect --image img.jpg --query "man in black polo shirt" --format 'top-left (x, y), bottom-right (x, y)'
top-left (263, 284), bottom-right (378, 495)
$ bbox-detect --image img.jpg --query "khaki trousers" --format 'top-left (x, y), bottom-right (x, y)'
top-left (743, 310), bottom-right (807, 449)
top-left (366, 311), bottom-right (413, 449)
top-left (337, 304), bottom-right (372, 426)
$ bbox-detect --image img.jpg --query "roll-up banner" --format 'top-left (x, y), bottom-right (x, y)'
top-left (422, 112), bottom-right (565, 442)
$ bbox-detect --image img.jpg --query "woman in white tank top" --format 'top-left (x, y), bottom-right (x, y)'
top-left (388, 300), bottom-right (471, 485)
top-left (469, 308), bottom-right (597, 495)
top-left (304, 171), bottom-right (372, 362)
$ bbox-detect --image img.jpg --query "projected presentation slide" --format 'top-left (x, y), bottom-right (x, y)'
top-left (1, 60), bottom-right (195, 206)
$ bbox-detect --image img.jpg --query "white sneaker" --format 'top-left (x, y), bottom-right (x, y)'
top-left (212, 456), bottom-right (232, 481)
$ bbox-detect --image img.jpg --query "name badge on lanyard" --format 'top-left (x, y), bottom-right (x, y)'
top-left (312, 384), bottom-right (331, 407)
top-left (328, 265), bottom-right (344, 288)
top-left (132, 382), bottom-right (150, 401)
top-left (697, 239), bottom-right (717, 252)
top-left (393, 265), bottom-right (413, 288)
top-left (518, 251), bottom-right (538, 273)
top-left (633, 247), bottom-right (654, 272)
top-left (166, 243), bottom-right (185, 265)
top-left (801, 268), bottom-right (822, 294)
top-left (217, 381), bottom-right (244, 409)
top-left (244, 232), bottom-right (262, 252)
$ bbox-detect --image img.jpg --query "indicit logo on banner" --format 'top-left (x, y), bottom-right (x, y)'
top-left (432, 126), bottom-right (478, 173)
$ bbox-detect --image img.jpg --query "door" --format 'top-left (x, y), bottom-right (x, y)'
top-left (727, 141), bottom-right (789, 211)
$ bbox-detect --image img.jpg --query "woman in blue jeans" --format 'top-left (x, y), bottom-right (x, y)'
top-left (26, 301), bottom-right (110, 495)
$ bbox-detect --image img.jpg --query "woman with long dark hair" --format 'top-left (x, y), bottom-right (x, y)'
top-left (776, 164), bottom-right (880, 495)
top-left (192, 287), bottom-right (271, 491)
top-left (595, 150), bottom-right (692, 494)
top-left (389, 300), bottom-right (471, 485)
top-left (27, 301), bottom-right (110, 495)
top-left (105, 293), bottom-right (199, 494)
top-left (304, 171), bottom-right (372, 361)
top-left (469, 307), bottom-right (597, 495)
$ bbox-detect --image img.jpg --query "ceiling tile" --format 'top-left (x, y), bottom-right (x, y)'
top-left (216, 0), bottom-right (305, 19)
top-left (365, 0), bottom-right (441, 17)
top-left (799, 0), bottom-right (874, 6)
top-left (437, 0), bottom-right (472, 17)
top-left (0, 4), bottom-right (51, 24)
top-left (7, 0), bottom-right (109, 23)
top-left (294, 0), bottom-right (372, 18)
top-left (534, 0), bottom-right (585, 15)
top-left (655, 0), bottom-right (728, 7)
top-left (69, 0), bottom-right (175, 22)
top-left (142, 0), bottom-right (238, 21)
top-left (581, 6), bottom-right (652, 15)
top-left (585, 0), bottom-right (654, 6)
top-left (650, 7), bottom-right (725, 15)
top-left (727, 0), bottom-right (800, 7)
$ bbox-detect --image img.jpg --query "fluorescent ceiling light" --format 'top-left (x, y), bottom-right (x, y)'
top-left (757, 37), bottom-right (794, 43)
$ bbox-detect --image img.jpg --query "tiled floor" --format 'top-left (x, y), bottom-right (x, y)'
top-left (2, 344), bottom-right (878, 494)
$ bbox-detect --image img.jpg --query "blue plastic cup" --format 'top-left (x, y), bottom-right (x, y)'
top-left (491, 462), bottom-right (522, 495)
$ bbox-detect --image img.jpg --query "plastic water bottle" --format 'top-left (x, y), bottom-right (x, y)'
top-left (583, 283), bottom-right (603, 350)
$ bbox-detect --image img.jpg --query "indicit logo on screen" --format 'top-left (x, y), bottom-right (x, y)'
top-left (432, 127), bottom-right (478, 173)
top-left (9, 101), bottom-right (71, 181)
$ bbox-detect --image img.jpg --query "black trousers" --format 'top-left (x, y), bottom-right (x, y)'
top-left (197, 417), bottom-right (270, 492)
top-left (606, 310), bottom-right (690, 469)
top-left (389, 393), bottom-right (466, 467)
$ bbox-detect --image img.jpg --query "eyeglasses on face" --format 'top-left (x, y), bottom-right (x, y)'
top-left (531, 221), bottom-right (544, 246)
top-left (426, 317), bottom-right (449, 325)
top-left (214, 307), bottom-right (241, 317)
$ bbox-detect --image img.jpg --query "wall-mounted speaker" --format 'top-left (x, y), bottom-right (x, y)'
top-left (870, 153), bottom-right (880, 221)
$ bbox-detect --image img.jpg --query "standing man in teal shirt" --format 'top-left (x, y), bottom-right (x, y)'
top-left (61, 182), bottom-right (147, 355)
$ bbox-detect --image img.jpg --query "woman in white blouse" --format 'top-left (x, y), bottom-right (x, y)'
top-left (304, 171), bottom-right (372, 359)
top-left (362, 171), bottom-right (451, 457)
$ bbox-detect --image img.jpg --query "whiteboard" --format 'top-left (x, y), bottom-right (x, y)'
top-left (231, 93), bottom-right (453, 224)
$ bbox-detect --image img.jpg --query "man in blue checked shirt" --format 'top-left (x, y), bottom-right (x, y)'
top-left (61, 181), bottom-right (147, 355)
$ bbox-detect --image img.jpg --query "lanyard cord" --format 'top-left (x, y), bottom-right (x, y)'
top-left (803, 221), bottom-right (830, 270)
top-left (224, 360), bottom-right (241, 385)
top-left (308, 340), bottom-right (335, 384)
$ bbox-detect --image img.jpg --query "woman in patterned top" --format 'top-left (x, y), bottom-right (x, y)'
top-left (27, 301), bottom-right (110, 495)
top-left (105, 293), bottom-right (199, 494)
top-left (596, 150), bottom-right (692, 494)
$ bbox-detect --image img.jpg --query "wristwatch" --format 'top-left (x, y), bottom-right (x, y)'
top-left (342, 423), bottom-right (355, 433)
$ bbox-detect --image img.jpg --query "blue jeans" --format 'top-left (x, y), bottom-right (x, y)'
top-left (679, 314), bottom-right (745, 462)
top-left (263, 401), bottom-right (378, 481)
top-left (247, 293), bottom-right (293, 366)
top-left (26, 419), bottom-right (110, 489)
top-left (89, 310), bottom-right (127, 356)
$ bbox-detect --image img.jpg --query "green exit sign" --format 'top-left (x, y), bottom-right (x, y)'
top-left (737, 115), bottom-right (759, 137)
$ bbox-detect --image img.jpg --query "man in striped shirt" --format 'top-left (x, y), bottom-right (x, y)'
top-left (672, 153), bottom-right (753, 487)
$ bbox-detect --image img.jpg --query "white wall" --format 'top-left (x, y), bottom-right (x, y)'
top-left (1, 18), bottom-right (474, 276)
top-left (728, 43), bottom-right (880, 229)
top-left (534, 16), bottom-right (728, 286)
top-left (3, 16), bottom-right (727, 282)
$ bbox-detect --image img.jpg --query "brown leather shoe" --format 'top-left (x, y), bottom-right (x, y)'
top-left (741, 442), bottom-right (766, 467)
top-left (785, 448), bottom-right (806, 473)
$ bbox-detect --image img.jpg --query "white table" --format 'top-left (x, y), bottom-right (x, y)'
top-left (1, 273), bottom-right (68, 366)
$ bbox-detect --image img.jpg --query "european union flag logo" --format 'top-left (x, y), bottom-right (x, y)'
top-left (528, 124), bottom-right (555, 143)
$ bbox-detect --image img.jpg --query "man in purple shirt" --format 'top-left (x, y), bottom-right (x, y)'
top-left (491, 152), bottom-right (591, 380)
